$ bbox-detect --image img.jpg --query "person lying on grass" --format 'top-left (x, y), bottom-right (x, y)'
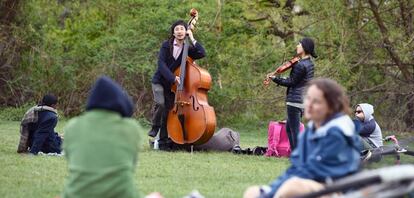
top-left (354, 103), bottom-right (383, 150)
top-left (17, 94), bottom-right (62, 155)
top-left (62, 76), bottom-right (143, 198)
top-left (244, 78), bottom-right (362, 198)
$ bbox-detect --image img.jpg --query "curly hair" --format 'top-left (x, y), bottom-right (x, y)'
top-left (306, 78), bottom-right (351, 116)
top-left (168, 20), bottom-right (188, 54)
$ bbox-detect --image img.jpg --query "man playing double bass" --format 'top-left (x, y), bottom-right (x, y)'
top-left (268, 38), bottom-right (317, 150)
top-left (148, 20), bottom-right (206, 150)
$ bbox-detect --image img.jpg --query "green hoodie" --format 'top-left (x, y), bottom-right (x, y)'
top-left (62, 110), bottom-right (141, 198)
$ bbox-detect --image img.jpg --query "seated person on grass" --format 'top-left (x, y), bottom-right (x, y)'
top-left (17, 94), bottom-right (62, 155)
top-left (354, 103), bottom-right (383, 150)
top-left (62, 76), bottom-right (143, 198)
top-left (243, 78), bottom-right (362, 198)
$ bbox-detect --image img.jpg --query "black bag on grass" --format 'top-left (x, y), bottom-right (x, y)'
top-left (149, 127), bottom-right (240, 152)
top-left (195, 128), bottom-right (240, 151)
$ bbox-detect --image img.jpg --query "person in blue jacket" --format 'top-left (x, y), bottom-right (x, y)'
top-left (148, 20), bottom-right (206, 150)
top-left (244, 78), bottom-right (361, 198)
top-left (29, 94), bottom-right (62, 155)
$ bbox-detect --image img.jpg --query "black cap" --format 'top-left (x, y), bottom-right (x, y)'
top-left (300, 37), bottom-right (317, 58)
top-left (86, 76), bottom-right (134, 117)
top-left (40, 94), bottom-right (58, 107)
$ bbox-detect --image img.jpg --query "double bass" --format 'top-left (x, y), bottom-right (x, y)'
top-left (167, 9), bottom-right (216, 145)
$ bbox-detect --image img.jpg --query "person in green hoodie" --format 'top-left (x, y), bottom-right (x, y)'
top-left (62, 76), bottom-right (142, 198)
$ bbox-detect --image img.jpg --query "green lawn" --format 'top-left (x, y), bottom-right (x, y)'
top-left (0, 120), bottom-right (288, 198)
top-left (1, 120), bottom-right (413, 198)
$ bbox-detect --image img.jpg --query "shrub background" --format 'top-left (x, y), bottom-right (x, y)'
top-left (1, 0), bottom-right (413, 131)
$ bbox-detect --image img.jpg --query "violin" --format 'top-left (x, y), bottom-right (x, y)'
top-left (263, 56), bottom-right (300, 86)
top-left (167, 8), bottom-right (216, 145)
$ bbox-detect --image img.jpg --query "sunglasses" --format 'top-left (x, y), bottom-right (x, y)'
top-left (355, 110), bottom-right (363, 114)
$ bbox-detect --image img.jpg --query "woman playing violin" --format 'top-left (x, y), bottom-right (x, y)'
top-left (269, 37), bottom-right (317, 150)
top-left (148, 20), bottom-right (206, 150)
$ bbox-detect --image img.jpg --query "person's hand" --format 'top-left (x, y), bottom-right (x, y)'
top-left (186, 29), bottom-right (194, 41)
top-left (266, 73), bottom-right (271, 79)
top-left (270, 73), bottom-right (281, 80)
top-left (175, 76), bottom-right (181, 85)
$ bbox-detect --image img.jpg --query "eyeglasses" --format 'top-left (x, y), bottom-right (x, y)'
top-left (355, 110), bottom-right (363, 114)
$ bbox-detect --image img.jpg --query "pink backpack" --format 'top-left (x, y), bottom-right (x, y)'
top-left (265, 121), bottom-right (305, 157)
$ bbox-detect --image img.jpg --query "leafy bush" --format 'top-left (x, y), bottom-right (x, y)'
top-left (1, 0), bottom-right (413, 130)
top-left (0, 103), bottom-right (34, 121)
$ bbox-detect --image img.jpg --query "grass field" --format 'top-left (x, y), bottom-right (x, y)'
top-left (1, 119), bottom-right (413, 198)
top-left (0, 120), bottom-right (289, 198)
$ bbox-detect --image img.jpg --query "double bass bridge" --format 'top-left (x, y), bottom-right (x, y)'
top-left (175, 96), bottom-right (199, 111)
top-left (175, 100), bottom-right (190, 107)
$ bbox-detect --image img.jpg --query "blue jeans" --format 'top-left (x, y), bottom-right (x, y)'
top-left (286, 105), bottom-right (303, 150)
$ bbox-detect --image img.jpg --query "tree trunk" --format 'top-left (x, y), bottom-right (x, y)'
top-left (368, 0), bottom-right (412, 82)
top-left (0, 0), bottom-right (21, 105)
